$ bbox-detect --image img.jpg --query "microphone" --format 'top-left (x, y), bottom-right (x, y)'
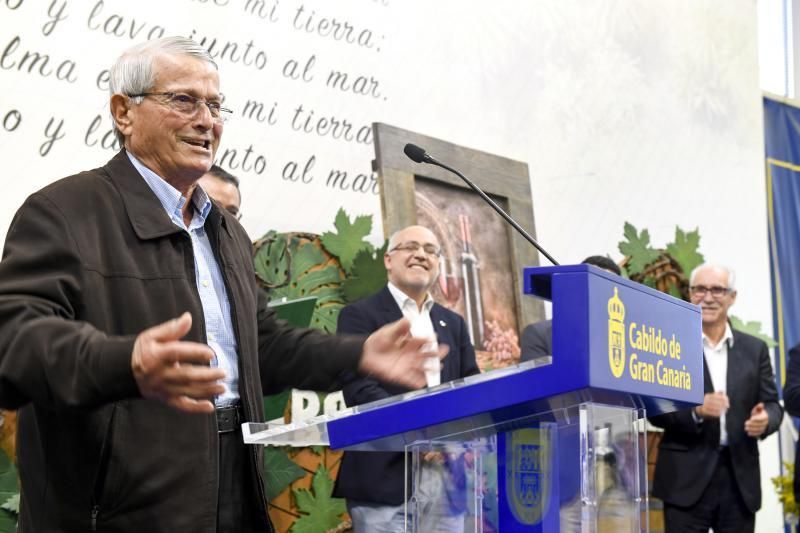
top-left (403, 143), bottom-right (431, 164)
top-left (403, 143), bottom-right (559, 266)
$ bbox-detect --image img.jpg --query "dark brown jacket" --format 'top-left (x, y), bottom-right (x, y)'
top-left (0, 151), bottom-right (363, 532)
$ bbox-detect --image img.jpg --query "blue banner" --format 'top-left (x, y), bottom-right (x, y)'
top-left (764, 97), bottom-right (800, 387)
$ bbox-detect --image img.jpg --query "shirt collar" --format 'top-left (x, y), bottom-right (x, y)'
top-left (127, 152), bottom-right (212, 229)
top-left (387, 282), bottom-right (434, 313)
top-left (702, 322), bottom-right (734, 350)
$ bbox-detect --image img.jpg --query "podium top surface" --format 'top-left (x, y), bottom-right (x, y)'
top-left (245, 265), bottom-right (703, 451)
top-left (525, 263), bottom-right (698, 311)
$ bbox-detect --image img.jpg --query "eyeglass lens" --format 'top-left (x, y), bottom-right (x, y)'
top-left (394, 241), bottom-right (440, 255)
top-left (690, 285), bottom-right (729, 297)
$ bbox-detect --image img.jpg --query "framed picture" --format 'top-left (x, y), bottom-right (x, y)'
top-left (372, 123), bottom-right (545, 370)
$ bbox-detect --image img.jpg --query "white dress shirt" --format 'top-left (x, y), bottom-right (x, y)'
top-left (387, 283), bottom-right (435, 338)
top-left (386, 282), bottom-right (439, 386)
top-left (702, 323), bottom-right (734, 445)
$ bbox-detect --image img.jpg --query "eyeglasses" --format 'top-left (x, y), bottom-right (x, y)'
top-left (389, 241), bottom-right (441, 257)
top-left (689, 285), bottom-right (732, 298)
top-left (128, 92), bottom-right (233, 123)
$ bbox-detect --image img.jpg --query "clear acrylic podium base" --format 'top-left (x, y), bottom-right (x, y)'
top-left (243, 393), bottom-right (648, 532)
top-left (403, 402), bottom-right (647, 533)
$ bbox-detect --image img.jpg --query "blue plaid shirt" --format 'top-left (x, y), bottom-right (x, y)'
top-left (128, 152), bottom-right (239, 406)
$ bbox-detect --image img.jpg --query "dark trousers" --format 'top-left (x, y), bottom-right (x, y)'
top-left (217, 427), bottom-right (264, 533)
top-left (663, 447), bottom-right (755, 533)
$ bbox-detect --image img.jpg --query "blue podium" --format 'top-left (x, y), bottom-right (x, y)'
top-left (244, 265), bottom-right (703, 532)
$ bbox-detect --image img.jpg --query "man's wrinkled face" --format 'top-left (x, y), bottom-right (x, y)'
top-left (689, 266), bottom-right (736, 329)
top-left (123, 53), bottom-right (222, 186)
top-left (384, 226), bottom-right (441, 297)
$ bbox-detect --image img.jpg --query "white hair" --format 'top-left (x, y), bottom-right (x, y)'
top-left (109, 37), bottom-right (216, 144)
top-left (689, 263), bottom-right (737, 292)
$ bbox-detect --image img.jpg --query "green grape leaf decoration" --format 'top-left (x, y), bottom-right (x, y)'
top-left (1, 493), bottom-right (17, 515)
top-left (263, 390), bottom-right (290, 423)
top-left (320, 209), bottom-right (374, 273)
top-left (0, 447), bottom-right (18, 531)
top-left (666, 227), bottom-right (704, 277)
top-left (253, 230), bottom-right (290, 290)
top-left (618, 222), bottom-right (661, 276)
top-left (309, 445), bottom-right (324, 456)
top-left (730, 316), bottom-right (778, 348)
top-left (291, 466), bottom-right (346, 533)
top-left (341, 242), bottom-right (389, 303)
top-left (254, 233), bottom-right (346, 333)
top-left (263, 447), bottom-right (306, 502)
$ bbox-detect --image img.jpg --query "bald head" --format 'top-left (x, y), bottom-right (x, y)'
top-left (387, 225), bottom-right (438, 250)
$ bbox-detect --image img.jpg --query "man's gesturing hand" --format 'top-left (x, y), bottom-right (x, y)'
top-left (695, 391), bottom-right (729, 419)
top-left (744, 402), bottom-right (769, 437)
top-left (359, 318), bottom-right (449, 390)
top-left (131, 312), bottom-right (226, 413)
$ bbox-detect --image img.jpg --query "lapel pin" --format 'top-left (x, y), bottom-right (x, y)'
top-left (439, 320), bottom-right (446, 327)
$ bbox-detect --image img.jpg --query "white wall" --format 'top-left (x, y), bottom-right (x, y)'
top-left (0, 0), bottom-right (772, 329)
top-left (0, 0), bottom-right (779, 529)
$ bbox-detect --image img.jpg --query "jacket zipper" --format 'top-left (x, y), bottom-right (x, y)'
top-left (181, 231), bottom-right (220, 526)
top-left (213, 218), bottom-right (274, 533)
top-left (90, 405), bottom-right (117, 532)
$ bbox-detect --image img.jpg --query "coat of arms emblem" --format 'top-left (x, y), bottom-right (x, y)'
top-left (504, 427), bottom-right (553, 525)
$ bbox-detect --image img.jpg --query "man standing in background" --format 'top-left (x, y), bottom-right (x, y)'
top-left (783, 342), bottom-right (800, 515)
top-left (199, 165), bottom-right (242, 219)
top-left (334, 225), bottom-right (480, 532)
top-left (649, 263), bottom-right (782, 533)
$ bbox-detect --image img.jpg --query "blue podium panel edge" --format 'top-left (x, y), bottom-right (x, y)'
top-left (328, 362), bottom-right (584, 450)
top-left (326, 370), bottom-right (695, 452)
top-left (326, 371), bottom-right (693, 451)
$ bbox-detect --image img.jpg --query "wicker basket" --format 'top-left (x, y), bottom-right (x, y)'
top-left (620, 252), bottom-right (690, 302)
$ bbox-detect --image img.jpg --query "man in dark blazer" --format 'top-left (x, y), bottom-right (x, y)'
top-left (649, 263), bottom-right (782, 533)
top-left (520, 255), bottom-right (621, 361)
top-left (781, 343), bottom-right (800, 506)
top-left (333, 225), bottom-right (480, 532)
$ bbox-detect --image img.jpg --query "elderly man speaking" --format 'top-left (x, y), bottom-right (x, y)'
top-left (0, 37), bottom-right (444, 533)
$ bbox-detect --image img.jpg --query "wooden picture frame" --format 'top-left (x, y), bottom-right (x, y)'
top-left (372, 122), bottom-right (545, 359)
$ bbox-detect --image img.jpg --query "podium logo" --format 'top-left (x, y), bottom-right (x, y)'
top-left (608, 287), bottom-right (626, 378)
top-left (506, 427), bottom-right (552, 525)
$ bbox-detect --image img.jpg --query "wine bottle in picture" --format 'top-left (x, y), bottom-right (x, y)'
top-left (459, 214), bottom-right (484, 347)
top-left (438, 256), bottom-right (463, 307)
